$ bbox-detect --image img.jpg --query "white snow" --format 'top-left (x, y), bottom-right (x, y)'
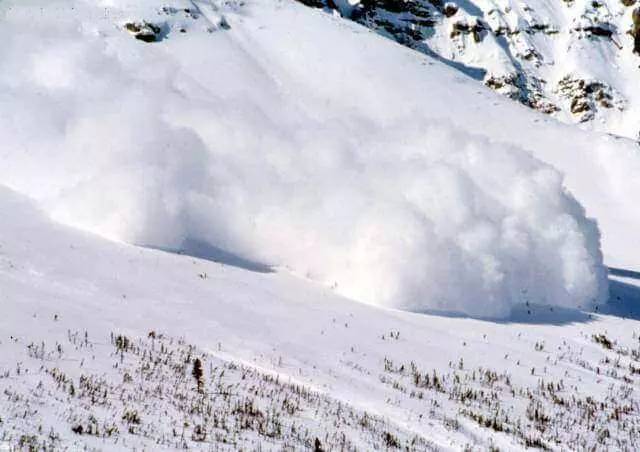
top-left (0, 0), bottom-right (626, 318)
top-left (1, 0), bottom-right (640, 448)
top-left (336, 0), bottom-right (640, 140)
top-left (1, 184), bottom-right (640, 450)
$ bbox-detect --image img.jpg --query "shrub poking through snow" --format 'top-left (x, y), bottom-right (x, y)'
top-left (192, 357), bottom-right (204, 393)
top-left (114, 334), bottom-right (131, 352)
top-left (593, 333), bottom-right (614, 349)
top-left (1, 331), bottom-right (437, 450)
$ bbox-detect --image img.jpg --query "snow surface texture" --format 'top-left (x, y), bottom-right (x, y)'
top-left (2, 186), bottom-right (640, 450)
top-left (0, 0), bottom-right (612, 318)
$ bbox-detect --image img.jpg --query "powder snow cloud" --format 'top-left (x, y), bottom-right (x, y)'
top-left (0, 0), bottom-right (609, 318)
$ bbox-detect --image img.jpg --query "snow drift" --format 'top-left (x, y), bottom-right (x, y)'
top-left (0, 0), bottom-right (609, 317)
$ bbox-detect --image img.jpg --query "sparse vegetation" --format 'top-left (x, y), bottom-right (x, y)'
top-left (593, 333), bottom-right (614, 349)
top-left (0, 331), bottom-right (436, 450)
top-left (380, 344), bottom-right (640, 450)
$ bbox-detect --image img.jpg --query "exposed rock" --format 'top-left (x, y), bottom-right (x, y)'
top-left (575, 24), bottom-right (615, 38)
top-left (124, 21), bottom-right (162, 42)
top-left (485, 73), bottom-right (522, 98)
top-left (124, 7), bottom-right (229, 42)
top-left (557, 76), bottom-right (625, 122)
top-left (443, 2), bottom-right (458, 17)
top-left (294, 0), bottom-right (635, 136)
top-left (297, 0), bottom-right (327, 7)
top-left (633, 7), bottom-right (640, 54)
top-left (450, 19), bottom-right (487, 43)
top-left (527, 23), bottom-right (560, 35)
top-left (486, 73), bottom-right (557, 113)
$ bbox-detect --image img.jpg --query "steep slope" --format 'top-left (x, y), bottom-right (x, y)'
top-left (2, 0), bottom-right (639, 318)
top-left (300, 0), bottom-right (640, 140)
top-left (1, 173), bottom-right (640, 450)
top-left (2, 0), bottom-right (640, 449)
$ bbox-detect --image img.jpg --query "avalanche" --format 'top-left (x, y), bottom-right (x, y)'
top-left (0, 0), bottom-right (617, 317)
top-left (1, 172), bottom-right (640, 451)
top-left (2, 0), bottom-right (640, 450)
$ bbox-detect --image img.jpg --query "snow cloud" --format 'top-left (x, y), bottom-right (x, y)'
top-left (0, 0), bottom-right (608, 318)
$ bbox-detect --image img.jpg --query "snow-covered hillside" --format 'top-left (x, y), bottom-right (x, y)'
top-left (301, 0), bottom-right (640, 140)
top-left (1, 0), bottom-right (640, 449)
top-left (2, 0), bottom-right (639, 314)
top-left (2, 186), bottom-right (640, 450)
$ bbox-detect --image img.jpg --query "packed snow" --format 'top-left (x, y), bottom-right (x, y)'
top-left (0, 0), bottom-right (629, 318)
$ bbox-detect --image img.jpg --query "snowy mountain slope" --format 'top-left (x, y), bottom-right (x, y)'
top-left (2, 184), bottom-right (640, 450)
top-left (1, 0), bottom-right (639, 318)
top-left (300, 0), bottom-right (640, 140)
top-left (2, 0), bottom-right (640, 449)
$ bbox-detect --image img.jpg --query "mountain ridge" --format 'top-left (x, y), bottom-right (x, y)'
top-left (298, 0), bottom-right (640, 140)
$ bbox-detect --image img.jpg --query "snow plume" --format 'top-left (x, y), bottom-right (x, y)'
top-left (0, 0), bottom-right (607, 318)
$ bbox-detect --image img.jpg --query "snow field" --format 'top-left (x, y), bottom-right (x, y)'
top-left (0, 0), bottom-right (610, 317)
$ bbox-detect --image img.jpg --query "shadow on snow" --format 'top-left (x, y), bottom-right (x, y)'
top-left (417, 267), bottom-right (640, 325)
top-left (141, 238), bottom-right (274, 274)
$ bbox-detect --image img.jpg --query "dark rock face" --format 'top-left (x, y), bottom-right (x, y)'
top-left (579, 24), bottom-right (615, 38)
top-left (294, 0), bottom-right (634, 134)
top-left (353, 0), bottom-right (437, 43)
top-left (297, 0), bottom-right (328, 7)
top-left (122, 7), bottom-right (230, 43)
top-left (557, 77), bottom-right (624, 122)
top-left (443, 3), bottom-right (458, 17)
top-left (450, 19), bottom-right (488, 43)
top-left (633, 8), bottom-right (640, 54)
top-left (125, 22), bottom-right (162, 43)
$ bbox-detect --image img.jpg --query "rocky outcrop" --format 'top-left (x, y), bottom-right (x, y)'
top-left (125, 21), bottom-right (162, 42)
top-left (122, 6), bottom-right (230, 42)
top-left (633, 7), bottom-right (640, 54)
top-left (296, 0), bottom-right (639, 139)
top-left (556, 76), bottom-right (625, 122)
